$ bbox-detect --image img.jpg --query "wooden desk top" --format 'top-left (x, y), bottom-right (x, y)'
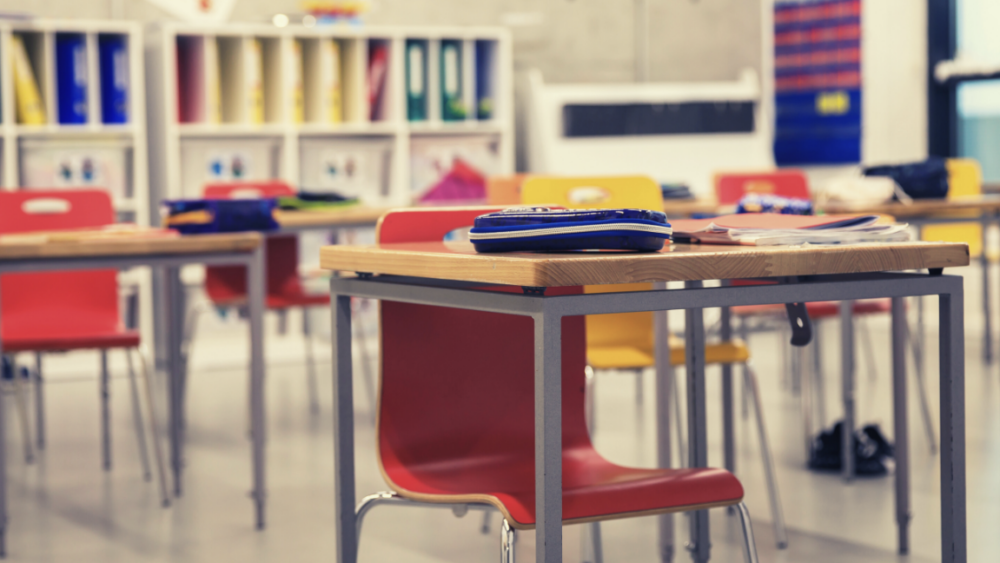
top-left (816, 197), bottom-right (1000, 218)
top-left (320, 240), bottom-right (970, 287)
top-left (0, 232), bottom-right (261, 261)
top-left (274, 206), bottom-right (389, 229)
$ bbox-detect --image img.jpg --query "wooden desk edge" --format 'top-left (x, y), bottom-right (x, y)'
top-left (0, 232), bottom-right (263, 260)
top-left (319, 242), bottom-right (970, 288)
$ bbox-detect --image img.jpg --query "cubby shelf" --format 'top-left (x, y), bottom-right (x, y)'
top-left (146, 23), bottom-right (513, 207)
top-left (0, 19), bottom-right (148, 225)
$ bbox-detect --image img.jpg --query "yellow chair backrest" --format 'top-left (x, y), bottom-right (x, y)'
top-left (521, 175), bottom-right (663, 362)
top-left (521, 175), bottom-right (663, 210)
top-left (947, 158), bottom-right (981, 199)
top-left (922, 158), bottom-right (983, 257)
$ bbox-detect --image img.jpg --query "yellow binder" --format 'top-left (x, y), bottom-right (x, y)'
top-left (12, 36), bottom-right (46, 125)
top-left (246, 38), bottom-right (264, 124)
top-left (322, 39), bottom-right (343, 123)
top-left (291, 40), bottom-right (305, 123)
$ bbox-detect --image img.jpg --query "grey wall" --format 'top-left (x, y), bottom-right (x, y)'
top-left (0, 0), bottom-right (762, 84)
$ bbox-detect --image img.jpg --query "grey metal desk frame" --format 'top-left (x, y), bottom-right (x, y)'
top-left (329, 271), bottom-right (966, 563)
top-left (0, 246), bottom-right (267, 557)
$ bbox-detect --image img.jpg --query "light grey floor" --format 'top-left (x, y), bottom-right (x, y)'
top-left (3, 263), bottom-right (996, 562)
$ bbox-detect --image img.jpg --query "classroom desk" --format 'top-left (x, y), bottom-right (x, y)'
top-left (321, 239), bottom-right (969, 563)
top-left (0, 233), bottom-right (267, 556)
top-left (669, 197), bottom-right (1000, 365)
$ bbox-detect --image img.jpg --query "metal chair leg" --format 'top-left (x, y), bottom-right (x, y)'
top-left (125, 349), bottom-right (153, 481)
top-left (135, 349), bottom-right (171, 507)
top-left (798, 345), bottom-right (814, 461)
top-left (745, 364), bottom-right (788, 549)
top-left (588, 521), bottom-right (604, 563)
top-left (672, 370), bottom-right (686, 467)
top-left (811, 321), bottom-right (827, 427)
top-left (635, 368), bottom-right (644, 407)
top-left (735, 502), bottom-right (761, 563)
top-left (481, 509), bottom-right (492, 534)
top-left (780, 322), bottom-right (791, 391)
top-left (34, 353), bottom-right (44, 450)
top-left (501, 519), bottom-right (516, 563)
top-left (302, 307), bottom-right (320, 416)
top-left (352, 300), bottom-right (378, 423)
top-left (585, 365), bottom-right (596, 436)
top-left (739, 318), bottom-right (751, 421)
top-left (9, 358), bottom-right (34, 465)
top-left (859, 318), bottom-right (879, 383)
top-left (904, 318), bottom-right (938, 454)
top-left (100, 350), bottom-right (111, 471)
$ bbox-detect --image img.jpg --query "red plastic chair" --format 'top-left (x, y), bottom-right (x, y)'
top-left (197, 181), bottom-right (328, 414)
top-left (0, 190), bottom-right (168, 505)
top-left (354, 207), bottom-right (760, 563)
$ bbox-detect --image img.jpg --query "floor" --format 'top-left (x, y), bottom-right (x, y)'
top-left (2, 262), bottom-right (996, 562)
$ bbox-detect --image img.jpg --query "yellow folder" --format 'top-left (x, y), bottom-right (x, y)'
top-left (12, 36), bottom-right (46, 125)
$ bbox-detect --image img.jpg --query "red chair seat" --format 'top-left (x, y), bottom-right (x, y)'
top-left (3, 329), bottom-right (139, 353)
top-left (384, 444), bottom-right (743, 528)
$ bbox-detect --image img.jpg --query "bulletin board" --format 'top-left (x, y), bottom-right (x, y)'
top-left (773, 0), bottom-right (862, 165)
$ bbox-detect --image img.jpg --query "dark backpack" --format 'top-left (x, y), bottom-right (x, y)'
top-left (863, 157), bottom-right (949, 200)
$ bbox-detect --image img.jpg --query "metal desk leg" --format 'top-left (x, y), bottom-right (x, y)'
top-left (653, 283), bottom-right (674, 563)
top-left (247, 246), bottom-right (267, 529)
top-left (939, 283), bottom-right (967, 563)
top-left (164, 266), bottom-right (185, 497)
top-left (533, 308), bottom-right (563, 563)
top-left (721, 306), bottom-right (735, 479)
top-left (982, 216), bottom-right (992, 364)
top-left (840, 301), bottom-right (855, 482)
top-left (685, 281), bottom-right (710, 563)
top-left (891, 298), bottom-right (911, 554)
top-left (0, 283), bottom-right (8, 557)
top-left (332, 292), bottom-right (357, 563)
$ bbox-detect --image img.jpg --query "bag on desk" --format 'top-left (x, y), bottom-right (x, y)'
top-left (469, 207), bottom-right (672, 253)
top-left (864, 158), bottom-right (949, 200)
top-left (161, 198), bottom-right (279, 234)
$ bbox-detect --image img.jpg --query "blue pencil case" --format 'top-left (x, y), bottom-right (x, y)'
top-left (469, 207), bottom-right (671, 253)
top-left (161, 199), bottom-right (280, 234)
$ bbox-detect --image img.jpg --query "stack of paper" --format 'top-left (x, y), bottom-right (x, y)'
top-left (671, 214), bottom-right (910, 246)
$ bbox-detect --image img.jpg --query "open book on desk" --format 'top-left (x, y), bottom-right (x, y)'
top-left (670, 213), bottom-right (910, 246)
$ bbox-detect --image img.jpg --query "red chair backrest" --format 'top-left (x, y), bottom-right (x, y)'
top-left (376, 208), bottom-right (591, 482)
top-left (0, 190), bottom-right (122, 338)
top-left (715, 170), bottom-right (810, 205)
top-left (202, 181), bottom-right (303, 303)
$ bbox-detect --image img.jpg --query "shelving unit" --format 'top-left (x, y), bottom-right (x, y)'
top-left (0, 19), bottom-right (148, 224)
top-left (146, 23), bottom-right (514, 210)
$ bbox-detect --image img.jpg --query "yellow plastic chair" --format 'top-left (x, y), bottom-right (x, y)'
top-left (521, 175), bottom-right (788, 550)
top-left (921, 158), bottom-right (984, 257)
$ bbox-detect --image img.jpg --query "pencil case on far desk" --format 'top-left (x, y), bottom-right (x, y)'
top-left (161, 199), bottom-right (280, 234)
top-left (469, 207), bottom-right (672, 253)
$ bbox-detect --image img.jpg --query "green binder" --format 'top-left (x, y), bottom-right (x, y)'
top-left (405, 39), bottom-right (428, 121)
top-left (440, 39), bottom-right (466, 121)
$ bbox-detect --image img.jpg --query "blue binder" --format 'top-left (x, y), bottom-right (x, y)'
top-left (98, 35), bottom-right (129, 124)
top-left (475, 41), bottom-right (493, 120)
top-left (55, 33), bottom-right (88, 124)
